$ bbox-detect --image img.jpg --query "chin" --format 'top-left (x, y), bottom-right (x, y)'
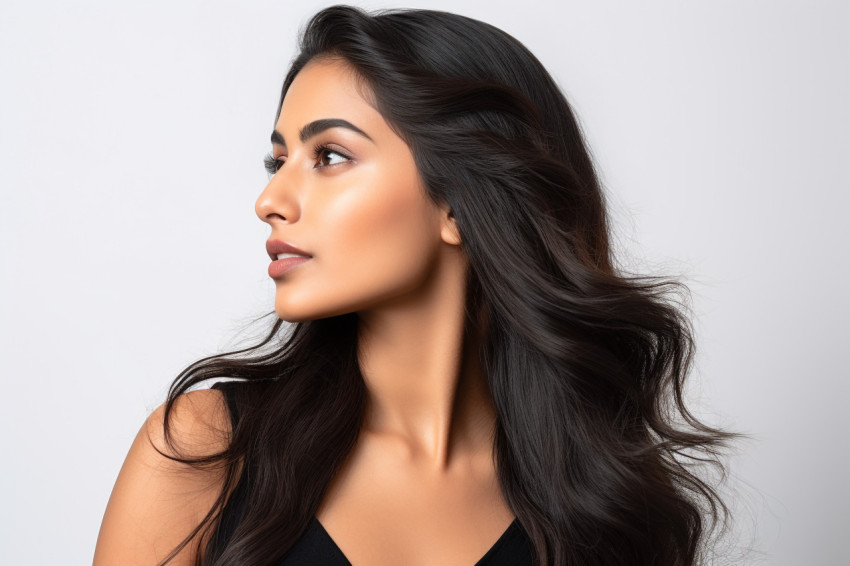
top-left (274, 298), bottom-right (351, 323)
top-left (274, 305), bottom-right (314, 323)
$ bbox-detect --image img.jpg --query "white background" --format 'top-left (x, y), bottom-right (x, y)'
top-left (1, 1), bottom-right (847, 564)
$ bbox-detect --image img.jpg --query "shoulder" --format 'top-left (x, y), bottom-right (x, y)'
top-left (147, 386), bottom-right (232, 457)
top-left (93, 388), bottom-right (232, 566)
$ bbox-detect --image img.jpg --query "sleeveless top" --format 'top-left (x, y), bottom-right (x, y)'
top-left (206, 380), bottom-right (535, 565)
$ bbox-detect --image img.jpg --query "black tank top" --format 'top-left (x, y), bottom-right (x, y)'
top-left (206, 381), bottom-right (535, 565)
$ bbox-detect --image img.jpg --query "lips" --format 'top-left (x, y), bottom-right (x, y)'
top-left (266, 239), bottom-right (312, 261)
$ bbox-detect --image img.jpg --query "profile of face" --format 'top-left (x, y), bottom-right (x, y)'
top-left (255, 57), bottom-right (461, 322)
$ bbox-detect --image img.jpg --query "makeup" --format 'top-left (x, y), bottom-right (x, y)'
top-left (268, 256), bottom-right (311, 278)
top-left (266, 240), bottom-right (312, 279)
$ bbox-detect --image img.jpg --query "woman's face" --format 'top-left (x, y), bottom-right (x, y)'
top-left (255, 57), bottom-right (456, 322)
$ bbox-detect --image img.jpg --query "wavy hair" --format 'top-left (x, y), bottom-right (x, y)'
top-left (158, 5), bottom-right (735, 565)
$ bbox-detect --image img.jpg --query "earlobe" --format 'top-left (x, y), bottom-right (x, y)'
top-left (440, 208), bottom-right (462, 246)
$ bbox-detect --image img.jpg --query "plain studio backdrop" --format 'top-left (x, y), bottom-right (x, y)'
top-left (1, 1), bottom-right (847, 564)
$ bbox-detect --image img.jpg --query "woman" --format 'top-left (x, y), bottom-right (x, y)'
top-left (94, 5), bottom-right (733, 566)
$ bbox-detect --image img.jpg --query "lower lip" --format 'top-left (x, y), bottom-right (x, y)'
top-left (268, 256), bottom-right (311, 278)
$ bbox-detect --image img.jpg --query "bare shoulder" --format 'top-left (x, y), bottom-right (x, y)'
top-left (145, 387), bottom-right (232, 459)
top-left (93, 388), bottom-right (232, 566)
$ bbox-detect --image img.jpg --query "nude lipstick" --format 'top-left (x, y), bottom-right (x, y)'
top-left (266, 239), bottom-right (312, 278)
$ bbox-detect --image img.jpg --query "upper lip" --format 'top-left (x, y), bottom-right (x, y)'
top-left (266, 239), bottom-right (312, 261)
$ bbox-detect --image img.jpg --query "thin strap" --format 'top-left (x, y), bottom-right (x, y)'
top-left (204, 381), bottom-right (247, 560)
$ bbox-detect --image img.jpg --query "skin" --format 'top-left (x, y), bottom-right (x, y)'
top-left (94, 57), bottom-right (514, 566)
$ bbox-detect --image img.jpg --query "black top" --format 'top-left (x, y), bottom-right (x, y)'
top-left (207, 380), bottom-right (534, 565)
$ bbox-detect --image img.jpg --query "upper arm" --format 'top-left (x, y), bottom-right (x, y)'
top-left (93, 388), bottom-right (232, 566)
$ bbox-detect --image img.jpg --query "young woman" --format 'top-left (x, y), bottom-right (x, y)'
top-left (94, 5), bottom-right (733, 566)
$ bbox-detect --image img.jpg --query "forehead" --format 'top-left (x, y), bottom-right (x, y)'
top-left (277, 58), bottom-right (378, 131)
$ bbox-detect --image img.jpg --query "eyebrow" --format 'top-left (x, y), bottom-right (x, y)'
top-left (270, 118), bottom-right (373, 147)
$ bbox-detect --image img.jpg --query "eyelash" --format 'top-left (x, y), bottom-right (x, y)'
top-left (263, 144), bottom-right (351, 176)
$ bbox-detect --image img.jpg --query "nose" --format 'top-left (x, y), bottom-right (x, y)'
top-left (255, 171), bottom-right (301, 225)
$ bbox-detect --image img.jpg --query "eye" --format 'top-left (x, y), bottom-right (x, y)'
top-left (263, 152), bottom-right (283, 177)
top-left (263, 145), bottom-right (352, 177)
top-left (315, 144), bottom-right (351, 168)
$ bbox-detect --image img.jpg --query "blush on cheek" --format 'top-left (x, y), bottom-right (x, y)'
top-left (324, 190), bottom-right (440, 302)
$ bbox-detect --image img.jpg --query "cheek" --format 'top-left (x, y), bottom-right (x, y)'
top-left (273, 158), bottom-right (444, 322)
top-left (316, 166), bottom-right (441, 297)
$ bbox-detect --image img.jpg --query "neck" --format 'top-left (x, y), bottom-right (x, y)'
top-left (355, 252), bottom-right (495, 472)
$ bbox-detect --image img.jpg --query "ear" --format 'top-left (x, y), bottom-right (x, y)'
top-left (439, 205), bottom-right (462, 246)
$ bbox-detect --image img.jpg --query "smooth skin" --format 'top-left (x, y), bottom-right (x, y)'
top-left (94, 57), bottom-right (514, 566)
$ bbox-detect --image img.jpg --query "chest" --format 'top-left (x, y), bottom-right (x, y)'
top-left (315, 437), bottom-right (517, 566)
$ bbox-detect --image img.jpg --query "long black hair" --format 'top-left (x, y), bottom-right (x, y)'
top-left (158, 5), bottom-right (735, 565)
